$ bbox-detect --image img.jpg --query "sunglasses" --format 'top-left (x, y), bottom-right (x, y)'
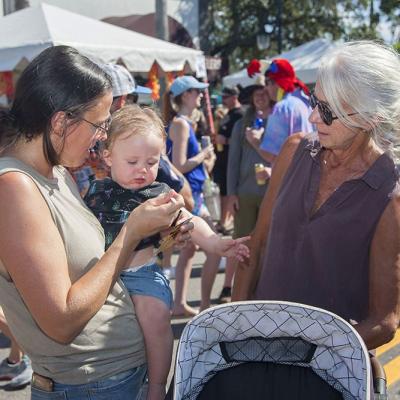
top-left (310, 92), bottom-right (357, 126)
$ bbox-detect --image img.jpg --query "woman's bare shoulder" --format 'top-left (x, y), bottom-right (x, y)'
top-left (0, 171), bottom-right (52, 229)
top-left (0, 170), bottom-right (40, 195)
top-left (170, 117), bottom-right (190, 139)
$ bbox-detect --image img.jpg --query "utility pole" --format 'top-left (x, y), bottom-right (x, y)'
top-left (155, 0), bottom-right (169, 41)
top-left (3, 0), bottom-right (29, 15)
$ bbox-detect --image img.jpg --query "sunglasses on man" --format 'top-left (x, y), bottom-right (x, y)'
top-left (310, 92), bottom-right (357, 126)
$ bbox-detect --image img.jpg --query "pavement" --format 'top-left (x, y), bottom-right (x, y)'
top-left (0, 251), bottom-right (399, 399)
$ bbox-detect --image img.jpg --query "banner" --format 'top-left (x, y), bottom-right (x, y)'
top-left (145, 64), bottom-right (160, 101)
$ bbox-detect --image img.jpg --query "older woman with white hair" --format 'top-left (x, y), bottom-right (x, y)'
top-left (234, 41), bottom-right (400, 350)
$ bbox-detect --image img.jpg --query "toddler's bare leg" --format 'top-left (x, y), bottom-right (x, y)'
top-left (132, 295), bottom-right (173, 400)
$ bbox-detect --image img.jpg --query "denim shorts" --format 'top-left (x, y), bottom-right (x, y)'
top-left (120, 263), bottom-right (173, 309)
top-left (31, 364), bottom-right (147, 400)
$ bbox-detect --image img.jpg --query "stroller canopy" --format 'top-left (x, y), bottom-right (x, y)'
top-left (174, 301), bottom-right (371, 400)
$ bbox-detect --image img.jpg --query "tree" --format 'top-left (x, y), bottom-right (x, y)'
top-left (199, 0), bottom-right (399, 70)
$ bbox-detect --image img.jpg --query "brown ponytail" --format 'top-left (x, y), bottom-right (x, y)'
top-left (162, 90), bottom-right (176, 126)
top-left (162, 90), bottom-right (186, 126)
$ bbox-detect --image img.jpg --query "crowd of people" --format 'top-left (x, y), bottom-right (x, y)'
top-left (0, 39), bottom-right (399, 400)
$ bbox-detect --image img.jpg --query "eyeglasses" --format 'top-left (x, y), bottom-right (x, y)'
top-left (310, 92), bottom-right (357, 126)
top-left (81, 116), bottom-right (112, 135)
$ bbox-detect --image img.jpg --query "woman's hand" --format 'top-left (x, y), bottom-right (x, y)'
top-left (173, 219), bottom-right (194, 249)
top-left (159, 211), bottom-right (194, 252)
top-left (245, 127), bottom-right (263, 148)
top-left (200, 144), bottom-right (215, 161)
top-left (255, 166), bottom-right (271, 184)
top-left (216, 236), bottom-right (251, 262)
top-left (126, 191), bottom-right (185, 243)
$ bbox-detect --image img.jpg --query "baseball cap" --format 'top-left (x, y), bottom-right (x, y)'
top-left (102, 63), bottom-right (152, 97)
top-left (169, 76), bottom-right (208, 97)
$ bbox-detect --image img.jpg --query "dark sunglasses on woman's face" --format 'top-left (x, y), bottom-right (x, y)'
top-left (310, 92), bottom-right (357, 126)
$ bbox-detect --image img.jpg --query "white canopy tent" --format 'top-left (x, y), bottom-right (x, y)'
top-left (0, 3), bottom-right (204, 73)
top-left (223, 38), bottom-right (339, 88)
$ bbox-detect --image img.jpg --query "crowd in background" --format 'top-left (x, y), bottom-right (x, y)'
top-left (0, 40), bottom-right (400, 400)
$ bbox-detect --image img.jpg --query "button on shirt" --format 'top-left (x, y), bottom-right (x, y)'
top-left (261, 89), bottom-right (314, 156)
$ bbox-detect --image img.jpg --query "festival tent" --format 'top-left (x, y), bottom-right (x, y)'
top-left (222, 38), bottom-right (339, 88)
top-left (0, 3), bottom-right (204, 73)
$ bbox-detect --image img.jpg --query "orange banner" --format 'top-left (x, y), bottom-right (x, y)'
top-left (145, 64), bottom-right (160, 101)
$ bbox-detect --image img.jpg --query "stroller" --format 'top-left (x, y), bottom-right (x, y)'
top-left (171, 301), bottom-right (387, 400)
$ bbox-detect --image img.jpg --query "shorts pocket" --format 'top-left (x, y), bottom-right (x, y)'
top-left (89, 366), bottom-right (147, 400)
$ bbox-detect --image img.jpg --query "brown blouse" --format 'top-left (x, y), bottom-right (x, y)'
top-left (255, 138), bottom-right (398, 322)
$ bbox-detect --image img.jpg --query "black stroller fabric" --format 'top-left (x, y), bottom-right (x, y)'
top-left (197, 362), bottom-right (343, 400)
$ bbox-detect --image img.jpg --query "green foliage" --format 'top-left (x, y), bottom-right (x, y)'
top-left (200, 0), bottom-right (400, 70)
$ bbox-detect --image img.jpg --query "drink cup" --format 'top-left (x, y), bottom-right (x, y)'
top-left (201, 135), bottom-right (211, 149)
top-left (216, 143), bottom-right (224, 152)
top-left (255, 163), bottom-right (266, 185)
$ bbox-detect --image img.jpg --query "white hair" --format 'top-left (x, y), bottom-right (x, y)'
top-left (317, 41), bottom-right (400, 159)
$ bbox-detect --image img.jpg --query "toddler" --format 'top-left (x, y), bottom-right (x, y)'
top-left (85, 105), bottom-right (249, 400)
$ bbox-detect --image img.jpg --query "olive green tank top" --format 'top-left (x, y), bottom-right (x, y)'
top-left (0, 157), bottom-right (145, 384)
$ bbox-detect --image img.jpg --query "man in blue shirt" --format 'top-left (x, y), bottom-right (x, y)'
top-left (247, 58), bottom-right (314, 163)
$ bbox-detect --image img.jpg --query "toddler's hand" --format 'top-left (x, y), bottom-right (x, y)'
top-left (217, 236), bottom-right (251, 262)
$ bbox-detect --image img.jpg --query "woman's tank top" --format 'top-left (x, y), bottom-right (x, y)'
top-left (0, 157), bottom-right (145, 384)
top-left (166, 117), bottom-right (206, 193)
top-left (255, 138), bottom-right (398, 323)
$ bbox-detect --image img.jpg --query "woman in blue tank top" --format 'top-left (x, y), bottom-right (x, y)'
top-left (166, 118), bottom-right (207, 205)
top-left (163, 76), bottom-right (220, 317)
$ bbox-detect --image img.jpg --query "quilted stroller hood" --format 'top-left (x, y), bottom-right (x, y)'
top-left (173, 301), bottom-right (371, 400)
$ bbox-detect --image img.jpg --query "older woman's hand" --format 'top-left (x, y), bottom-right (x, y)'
top-left (173, 219), bottom-right (194, 249)
top-left (126, 191), bottom-right (185, 242)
